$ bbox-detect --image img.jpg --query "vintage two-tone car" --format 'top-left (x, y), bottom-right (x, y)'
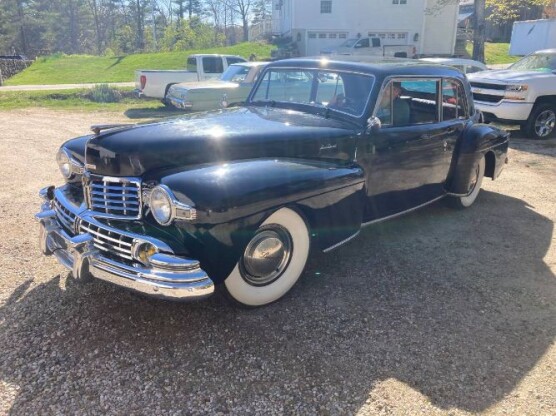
top-left (167, 61), bottom-right (268, 111)
top-left (36, 58), bottom-right (509, 307)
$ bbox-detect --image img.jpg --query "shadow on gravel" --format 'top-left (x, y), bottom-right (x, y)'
top-left (0, 191), bottom-right (554, 414)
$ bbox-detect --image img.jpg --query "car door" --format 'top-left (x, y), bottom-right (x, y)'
top-left (361, 78), bottom-right (457, 221)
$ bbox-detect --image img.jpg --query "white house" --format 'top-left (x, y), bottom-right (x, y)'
top-left (272, 0), bottom-right (460, 56)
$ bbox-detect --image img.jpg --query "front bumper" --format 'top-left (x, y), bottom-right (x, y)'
top-left (36, 186), bottom-right (214, 301)
top-left (475, 101), bottom-right (534, 123)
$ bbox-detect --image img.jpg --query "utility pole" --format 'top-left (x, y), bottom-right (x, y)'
top-left (473, 0), bottom-right (485, 62)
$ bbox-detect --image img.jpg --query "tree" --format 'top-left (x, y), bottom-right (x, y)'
top-left (231, 0), bottom-right (251, 42)
top-left (251, 0), bottom-right (271, 24)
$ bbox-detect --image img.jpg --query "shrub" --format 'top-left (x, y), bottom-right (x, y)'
top-left (88, 83), bottom-right (122, 103)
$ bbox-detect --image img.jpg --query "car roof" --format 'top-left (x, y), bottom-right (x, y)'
top-left (419, 57), bottom-right (487, 68)
top-left (267, 57), bottom-right (467, 79)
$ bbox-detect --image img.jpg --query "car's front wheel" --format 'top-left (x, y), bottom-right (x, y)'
top-left (224, 208), bottom-right (310, 307)
top-left (449, 156), bottom-right (485, 209)
top-left (521, 103), bottom-right (556, 139)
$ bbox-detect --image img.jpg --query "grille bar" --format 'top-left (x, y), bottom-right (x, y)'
top-left (53, 196), bottom-right (77, 233)
top-left (80, 220), bottom-right (135, 264)
top-left (85, 175), bottom-right (142, 220)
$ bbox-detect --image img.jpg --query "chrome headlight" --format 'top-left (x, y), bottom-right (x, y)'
top-left (149, 185), bottom-right (197, 226)
top-left (150, 186), bottom-right (173, 225)
top-left (56, 147), bottom-right (84, 181)
top-left (56, 148), bottom-right (72, 179)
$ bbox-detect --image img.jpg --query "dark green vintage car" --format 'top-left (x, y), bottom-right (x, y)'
top-left (36, 58), bottom-right (509, 306)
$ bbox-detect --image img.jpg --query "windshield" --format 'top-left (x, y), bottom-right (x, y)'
top-left (220, 64), bottom-right (251, 82)
top-left (509, 53), bottom-right (556, 72)
top-left (250, 68), bottom-right (374, 117)
top-left (340, 39), bottom-right (358, 48)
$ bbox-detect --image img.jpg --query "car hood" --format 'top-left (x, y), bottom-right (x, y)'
top-left (170, 81), bottom-right (239, 93)
top-left (468, 69), bottom-right (556, 83)
top-left (81, 107), bottom-right (358, 177)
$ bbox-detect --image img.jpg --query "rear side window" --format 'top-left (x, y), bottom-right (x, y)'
top-left (442, 79), bottom-right (469, 120)
top-left (203, 57), bottom-right (224, 73)
top-left (187, 57), bottom-right (197, 72)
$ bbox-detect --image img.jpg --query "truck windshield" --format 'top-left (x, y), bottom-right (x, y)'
top-left (340, 39), bottom-right (358, 48)
top-left (250, 68), bottom-right (374, 117)
top-left (220, 65), bottom-right (251, 82)
top-left (509, 53), bottom-right (556, 72)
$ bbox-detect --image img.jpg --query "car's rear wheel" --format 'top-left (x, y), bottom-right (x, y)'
top-left (449, 156), bottom-right (485, 209)
top-left (224, 208), bottom-right (310, 307)
top-left (522, 103), bottom-right (556, 139)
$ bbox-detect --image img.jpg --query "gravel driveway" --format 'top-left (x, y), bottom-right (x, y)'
top-left (0, 109), bottom-right (554, 415)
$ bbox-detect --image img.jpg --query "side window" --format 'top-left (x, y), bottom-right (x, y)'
top-left (187, 57), bottom-right (197, 72)
top-left (226, 57), bottom-right (245, 66)
top-left (377, 79), bottom-right (439, 127)
top-left (356, 38), bottom-right (370, 48)
top-left (203, 57), bottom-right (224, 74)
top-left (442, 79), bottom-right (468, 120)
top-left (315, 72), bottom-right (345, 105)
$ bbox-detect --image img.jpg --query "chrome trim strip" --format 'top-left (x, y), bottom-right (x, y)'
top-left (322, 230), bottom-right (361, 253)
top-left (362, 195), bottom-right (445, 227)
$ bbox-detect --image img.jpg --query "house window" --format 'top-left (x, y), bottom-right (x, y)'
top-left (329, 33), bottom-right (337, 38)
top-left (320, 0), bottom-right (332, 13)
top-left (308, 32), bottom-right (317, 39)
top-left (275, 0), bottom-right (282, 10)
top-left (318, 33), bottom-right (327, 38)
top-left (339, 33), bottom-right (347, 39)
top-left (393, 0), bottom-right (407, 4)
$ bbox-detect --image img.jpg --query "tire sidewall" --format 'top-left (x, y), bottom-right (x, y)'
top-left (458, 156), bottom-right (485, 208)
top-left (224, 208), bottom-right (310, 307)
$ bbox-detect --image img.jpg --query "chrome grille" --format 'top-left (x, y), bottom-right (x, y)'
top-left (80, 220), bottom-right (134, 263)
top-left (53, 195), bottom-right (77, 234)
top-left (86, 176), bottom-right (142, 220)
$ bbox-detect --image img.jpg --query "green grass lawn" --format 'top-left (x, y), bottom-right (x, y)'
top-left (5, 42), bottom-right (273, 86)
top-left (465, 42), bottom-right (520, 65)
top-left (0, 88), bottom-right (185, 120)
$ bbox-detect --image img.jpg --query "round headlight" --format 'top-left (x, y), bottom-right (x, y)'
top-left (56, 148), bottom-right (72, 179)
top-left (150, 186), bottom-right (173, 225)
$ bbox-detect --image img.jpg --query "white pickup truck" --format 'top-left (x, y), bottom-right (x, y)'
top-left (320, 37), bottom-right (416, 58)
top-left (468, 49), bottom-right (556, 139)
top-left (134, 54), bottom-right (247, 103)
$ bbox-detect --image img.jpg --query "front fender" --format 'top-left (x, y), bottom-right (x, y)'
top-left (447, 124), bottom-right (509, 195)
top-left (155, 158), bottom-right (365, 283)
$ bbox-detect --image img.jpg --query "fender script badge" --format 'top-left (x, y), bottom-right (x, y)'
top-left (319, 144), bottom-right (337, 151)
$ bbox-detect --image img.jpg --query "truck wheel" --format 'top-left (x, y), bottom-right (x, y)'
top-left (522, 103), bottom-right (556, 139)
top-left (162, 84), bottom-right (176, 107)
top-left (448, 156), bottom-right (485, 209)
top-left (224, 208), bottom-right (310, 307)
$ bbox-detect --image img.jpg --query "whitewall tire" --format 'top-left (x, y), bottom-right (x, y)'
top-left (224, 208), bottom-right (310, 307)
top-left (451, 156), bottom-right (485, 209)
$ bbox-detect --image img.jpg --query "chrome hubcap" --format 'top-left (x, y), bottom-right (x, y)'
top-left (240, 226), bottom-right (292, 286)
top-left (534, 110), bottom-right (556, 137)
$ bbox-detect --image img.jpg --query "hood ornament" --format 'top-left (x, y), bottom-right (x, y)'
top-left (90, 124), bottom-right (130, 135)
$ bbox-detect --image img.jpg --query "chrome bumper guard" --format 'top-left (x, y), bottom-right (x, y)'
top-left (168, 96), bottom-right (192, 110)
top-left (36, 186), bottom-right (214, 301)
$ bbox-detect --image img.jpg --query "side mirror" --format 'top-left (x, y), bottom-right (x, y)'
top-left (366, 116), bottom-right (381, 134)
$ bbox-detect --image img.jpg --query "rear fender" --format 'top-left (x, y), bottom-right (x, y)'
top-left (447, 124), bottom-right (509, 195)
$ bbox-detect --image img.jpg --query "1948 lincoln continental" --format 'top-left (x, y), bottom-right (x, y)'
top-left (36, 58), bottom-right (509, 306)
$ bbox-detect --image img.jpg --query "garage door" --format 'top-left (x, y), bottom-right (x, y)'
top-left (306, 31), bottom-right (349, 56)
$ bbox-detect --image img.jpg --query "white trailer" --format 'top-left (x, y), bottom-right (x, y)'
top-left (509, 19), bottom-right (556, 56)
